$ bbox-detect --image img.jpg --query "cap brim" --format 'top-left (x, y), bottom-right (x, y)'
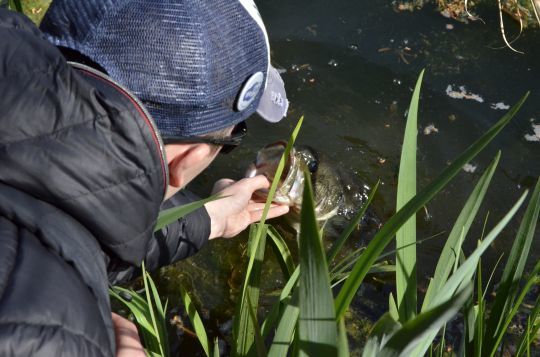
top-left (256, 65), bottom-right (289, 123)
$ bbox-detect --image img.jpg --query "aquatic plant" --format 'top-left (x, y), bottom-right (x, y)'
top-left (110, 262), bottom-right (217, 357)
top-left (111, 71), bottom-right (537, 356)
top-left (110, 263), bottom-right (171, 357)
top-left (437, 0), bottom-right (539, 52)
top-left (228, 71), bottom-right (537, 356)
top-left (6, 0), bottom-right (22, 12)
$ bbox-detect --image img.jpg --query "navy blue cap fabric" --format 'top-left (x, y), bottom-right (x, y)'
top-left (40, 0), bottom-right (276, 137)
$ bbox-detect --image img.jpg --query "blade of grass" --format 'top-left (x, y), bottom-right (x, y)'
top-left (475, 258), bottom-right (484, 356)
top-left (439, 325), bottom-right (446, 357)
top-left (8, 0), bottom-right (22, 12)
top-left (254, 116), bottom-right (304, 238)
top-left (330, 232), bottom-right (444, 288)
top-left (179, 284), bottom-right (210, 357)
top-left (234, 116), bottom-right (303, 356)
top-left (142, 263), bottom-right (166, 357)
top-left (267, 226), bottom-right (295, 280)
top-left (488, 261), bottom-right (540, 357)
top-left (268, 291), bottom-right (299, 357)
top-left (145, 269), bottom-right (169, 357)
top-left (233, 224), bottom-right (267, 357)
top-left (515, 292), bottom-right (540, 356)
top-left (335, 92), bottom-right (528, 320)
top-left (362, 313), bottom-right (401, 357)
top-left (482, 253), bottom-right (505, 300)
top-left (413, 191), bottom-right (528, 356)
top-left (261, 267), bottom-right (300, 340)
top-left (422, 152), bottom-right (500, 311)
top-left (338, 317), bottom-right (350, 357)
top-left (213, 337), bottom-right (220, 357)
top-left (389, 293), bottom-right (400, 322)
top-left (395, 70), bottom-right (423, 323)
top-left (110, 287), bottom-right (161, 352)
top-left (380, 284), bottom-right (473, 357)
top-left (298, 171), bottom-right (338, 357)
top-left (155, 194), bottom-right (224, 232)
top-left (331, 263), bottom-right (396, 288)
top-left (484, 177), bottom-right (540, 349)
top-left (246, 290), bottom-right (268, 357)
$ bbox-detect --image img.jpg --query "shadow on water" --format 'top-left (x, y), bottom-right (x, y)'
top-left (157, 1), bottom-right (540, 354)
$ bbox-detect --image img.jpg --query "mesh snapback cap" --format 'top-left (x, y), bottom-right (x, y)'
top-left (40, 0), bottom-right (288, 138)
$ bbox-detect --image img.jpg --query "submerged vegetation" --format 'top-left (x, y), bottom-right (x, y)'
top-left (394, 0), bottom-right (540, 52)
top-left (113, 72), bottom-right (539, 356)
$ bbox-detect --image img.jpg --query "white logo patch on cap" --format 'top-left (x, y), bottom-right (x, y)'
top-left (236, 71), bottom-right (264, 111)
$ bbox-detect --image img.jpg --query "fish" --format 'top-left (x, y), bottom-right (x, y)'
top-left (245, 141), bottom-right (345, 222)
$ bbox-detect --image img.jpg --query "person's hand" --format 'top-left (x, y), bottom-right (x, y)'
top-left (111, 313), bottom-right (146, 357)
top-left (204, 175), bottom-right (290, 239)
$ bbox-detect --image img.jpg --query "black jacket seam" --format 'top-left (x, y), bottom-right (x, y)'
top-left (0, 116), bottom-right (104, 147)
top-left (59, 168), bottom-right (160, 203)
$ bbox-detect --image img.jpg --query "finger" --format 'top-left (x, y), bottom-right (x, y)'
top-left (249, 205), bottom-right (289, 222)
top-left (239, 175), bottom-right (271, 192)
top-left (247, 202), bottom-right (288, 211)
top-left (212, 178), bottom-right (235, 193)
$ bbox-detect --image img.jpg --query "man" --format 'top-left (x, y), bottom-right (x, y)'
top-left (0, 1), bottom-right (289, 355)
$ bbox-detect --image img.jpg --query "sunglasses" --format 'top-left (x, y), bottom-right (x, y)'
top-left (162, 121), bottom-right (248, 154)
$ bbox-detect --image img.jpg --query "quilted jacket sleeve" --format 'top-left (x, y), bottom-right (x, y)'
top-left (108, 190), bottom-right (211, 284)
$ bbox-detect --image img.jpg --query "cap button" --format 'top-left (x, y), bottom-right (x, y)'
top-left (235, 71), bottom-right (264, 112)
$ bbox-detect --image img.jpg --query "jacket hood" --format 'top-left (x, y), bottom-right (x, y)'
top-left (0, 11), bottom-right (168, 265)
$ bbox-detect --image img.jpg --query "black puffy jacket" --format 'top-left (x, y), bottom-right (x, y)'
top-left (0, 10), bottom-right (210, 356)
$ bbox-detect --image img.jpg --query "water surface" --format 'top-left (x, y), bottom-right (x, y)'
top-left (160, 1), bottom-right (540, 354)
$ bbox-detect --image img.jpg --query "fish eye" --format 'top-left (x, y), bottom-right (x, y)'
top-left (308, 160), bottom-right (318, 173)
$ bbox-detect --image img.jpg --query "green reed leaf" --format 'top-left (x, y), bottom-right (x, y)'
top-left (142, 262), bottom-right (166, 357)
top-left (144, 268), bottom-right (169, 357)
top-left (298, 171), bottom-right (337, 357)
top-left (515, 291), bottom-right (540, 356)
top-left (267, 225), bottom-right (295, 280)
top-left (489, 263), bottom-right (540, 357)
top-left (379, 284), bottom-right (472, 357)
top-left (246, 290), bottom-right (268, 357)
top-left (110, 287), bottom-right (160, 351)
top-left (261, 267), bottom-right (300, 341)
top-left (422, 152), bottom-right (500, 312)
top-left (155, 194), bottom-right (224, 232)
top-left (179, 284), bottom-right (210, 357)
top-left (234, 116), bottom-right (303, 356)
top-left (484, 177), bottom-right (540, 350)
top-left (413, 191), bottom-right (528, 356)
top-left (395, 69), bottom-right (423, 323)
top-left (268, 291), bottom-right (299, 357)
top-left (213, 337), bottom-right (220, 357)
top-left (233, 224), bottom-right (267, 357)
top-left (338, 317), bottom-right (350, 357)
top-left (7, 0), bottom-right (22, 12)
top-left (254, 116), bottom-right (304, 238)
top-left (334, 91), bottom-right (528, 320)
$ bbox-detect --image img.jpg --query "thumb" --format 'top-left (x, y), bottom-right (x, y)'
top-left (240, 175), bottom-right (271, 193)
top-left (212, 178), bottom-right (235, 194)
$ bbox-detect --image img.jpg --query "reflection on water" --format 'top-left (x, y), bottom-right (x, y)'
top-left (159, 1), bottom-right (540, 354)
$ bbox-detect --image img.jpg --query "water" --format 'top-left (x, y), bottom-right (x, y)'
top-left (158, 1), bottom-right (540, 354)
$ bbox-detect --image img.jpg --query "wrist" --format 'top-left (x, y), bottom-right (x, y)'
top-left (205, 202), bottom-right (224, 240)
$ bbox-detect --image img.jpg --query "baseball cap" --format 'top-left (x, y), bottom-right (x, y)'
top-left (40, 0), bottom-right (288, 138)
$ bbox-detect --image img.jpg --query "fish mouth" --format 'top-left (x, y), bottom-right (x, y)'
top-left (245, 140), bottom-right (298, 206)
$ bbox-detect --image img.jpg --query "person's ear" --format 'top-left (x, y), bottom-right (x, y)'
top-left (165, 143), bottom-right (214, 188)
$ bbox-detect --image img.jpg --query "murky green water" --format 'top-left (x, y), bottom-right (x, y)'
top-left (156, 1), bottom-right (540, 354)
